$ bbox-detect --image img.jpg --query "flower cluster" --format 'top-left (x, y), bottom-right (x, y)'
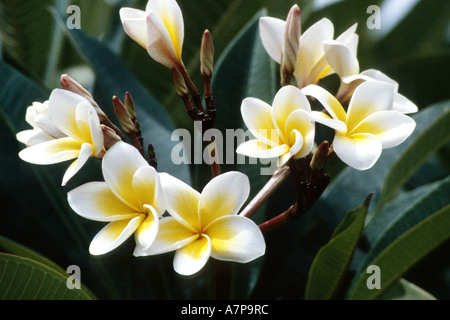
top-left (15, 1), bottom-right (417, 277)
top-left (241, 4), bottom-right (417, 171)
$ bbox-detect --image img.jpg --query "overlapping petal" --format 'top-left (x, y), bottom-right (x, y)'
top-left (333, 133), bottom-right (382, 170)
top-left (89, 216), bottom-right (145, 256)
top-left (137, 171), bottom-right (266, 276)
top-left (199, 171), bottom-right (250, 228)
top-left (303, 81), bottom-right (415, 170)
top-left (102, 142), bottom-right (150, 211)
top-left (68, 141), bottom-right (166, 255)
top-left (173, 235), bottom-right (211, 276)
top-left (159, 172), bottom-right (201, 231)
top-left (238, 86), bottom-right (315, 167)
top-left (206, 215), bottom-right (266, 263)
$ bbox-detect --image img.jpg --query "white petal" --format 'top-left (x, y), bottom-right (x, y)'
top-left (236, 139), bottom-right (290, 159)
top-left (346, 81), bottom-right (395, 131)
top-left (173, 234), bottom-right (211, 276)
top-left (61, 142), bottom-right (94, 186)
top-left (333, 133), bottom-right (382, 170)
top-left (132, 166), bottom-right (165, 216)
top-left (119, 8), bottom-right (147, 48)
top-left (285, 109), bottom-right (315, 157)
top-left (295, 18), bottom-right (334, 86)
top-left (302, 84), bottom-right (347, 122)
top-left (48, 89), bottom-right (91, 140)
top-left (393, 93), bottom-right (418, 114)
top-left (360, 69), bottom-right (399, 91)
top-left (17, 129), bottom-right (54, 146)
top-left (205, 215), bottom-right (265, 263)
top-left (199, 171), bottom-right (250, 228)
top-left (278, 129), bottom-right (303, 167)
top-left (241, 97), bottom-right (282, 147)
top-left (159, 172), bottom-right (200, 232)
top-left (146, 0), bottom-right (184, 62)
top-left (272, 85), bottom-right (311, 138)
top-left (259, 17), bottom-right (285, 64)
top-left (324, 40), bottom-right (360, 78)
top-left (102, 142), bottom-right (149, 210)
top-left (134, 204), bottom-right (160, 251)
top-left (312, 111), bottom-right (347, 133)
top-left (67, 181), bottom-right (140, 222)
top-left (134, 217), bottom-right (197, 256)
top-left (87, 104), bottom-right (104, 156)
top-left (18, 137), bottom-right (81, 165)
top-left (146, 12), bottom-right (181, 69)
top-left (89, 215), bottom-right (145, 255)
top-left (351, 110), bottom-right (416, 149)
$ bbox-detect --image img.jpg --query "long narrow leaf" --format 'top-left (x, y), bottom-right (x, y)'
top-left (348, 204), bottom-right (450, 300)
top-left (304, 194), bottom-right (372, 300)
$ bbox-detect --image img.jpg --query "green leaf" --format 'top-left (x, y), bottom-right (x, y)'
top-left (378, 278), bottom-right (436, 300)
top-left (0, 236), bottom-right (65, 275)
top-left (0, 253), bottom-right (95, 300)
top-left (376, 107), bottom-right (450, 213)
top-left (348, 204), bottom-right (450, 300)
top-left (304, 194), bottom-right (372, 300)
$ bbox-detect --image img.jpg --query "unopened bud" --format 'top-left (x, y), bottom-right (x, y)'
top-left (101, 125), bottom-right (121, 148)
top-left (112, 96), bottom-right (136, 134)
top-left (124, 92), bottom-right (137, 121)
top-left (172, 68), bottom-right (189, 97)
top-left (310, 141), bottom-right (329, 172)
top-left (60, 74), bottom-right (108, 120)
top-left (282, 5), bottom-right (301, 76)
top-left (200, 30), bottom-right (214, 79)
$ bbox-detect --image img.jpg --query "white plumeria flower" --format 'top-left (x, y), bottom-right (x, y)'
top-left (323, 41), bottom-right (418, 114)
top-left (134, 171), bottom-right (265, 276)
top-left (68, 142), bottom-right (165, 255)
top-left (120, 0), bottom-right (184, 69)
top-left (302, 81), bottom-right (416, 170)
top-left (17, 89), bottom-right (104, 186)
top-left (260, 15), bottom-right (358, 88)
top-left (16, 100), bottom-right (65, 147)
top-left (236, 85), bottom-right (315, 167)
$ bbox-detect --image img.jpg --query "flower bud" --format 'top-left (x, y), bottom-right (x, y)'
top-left (124, 92), bottom-right (137, 121)
top-left (172, 68), bottom-right (189, 97)
top-left (101, 124), bottom-right (121, 148)
top-left (310, 141), bottom-right (329, 172)
top-left (60, 74), bottom-right (108, 121)
top-left (200, 30), bottom-right (214, 79)
top-left (282, 5), bottom-right (301, 76)
top-left (112, 96), bottom-right (137, 134)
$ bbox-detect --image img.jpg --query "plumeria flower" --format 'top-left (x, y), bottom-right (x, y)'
top-left (260, 13), bottom-right (358, 88)
top-left (323, 41), bottom-right (418, 113)
top-left (120, 0), bottom-right (184, 69)
top-left (134, 171), bottom-right (265, 276)
top-left (236, 85), bottom-right (315, 167)
top-left (16, 100), bottom-right (65, 147)
top-left (67, 141), bottom-right (165, 255)
top-left (302, 81), bottom-right (416, 170)
top-left (17, 89), bottom-right (105, 186)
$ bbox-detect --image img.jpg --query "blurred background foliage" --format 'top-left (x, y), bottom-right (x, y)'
top-left (0, 0), bottom-right (449, 300)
